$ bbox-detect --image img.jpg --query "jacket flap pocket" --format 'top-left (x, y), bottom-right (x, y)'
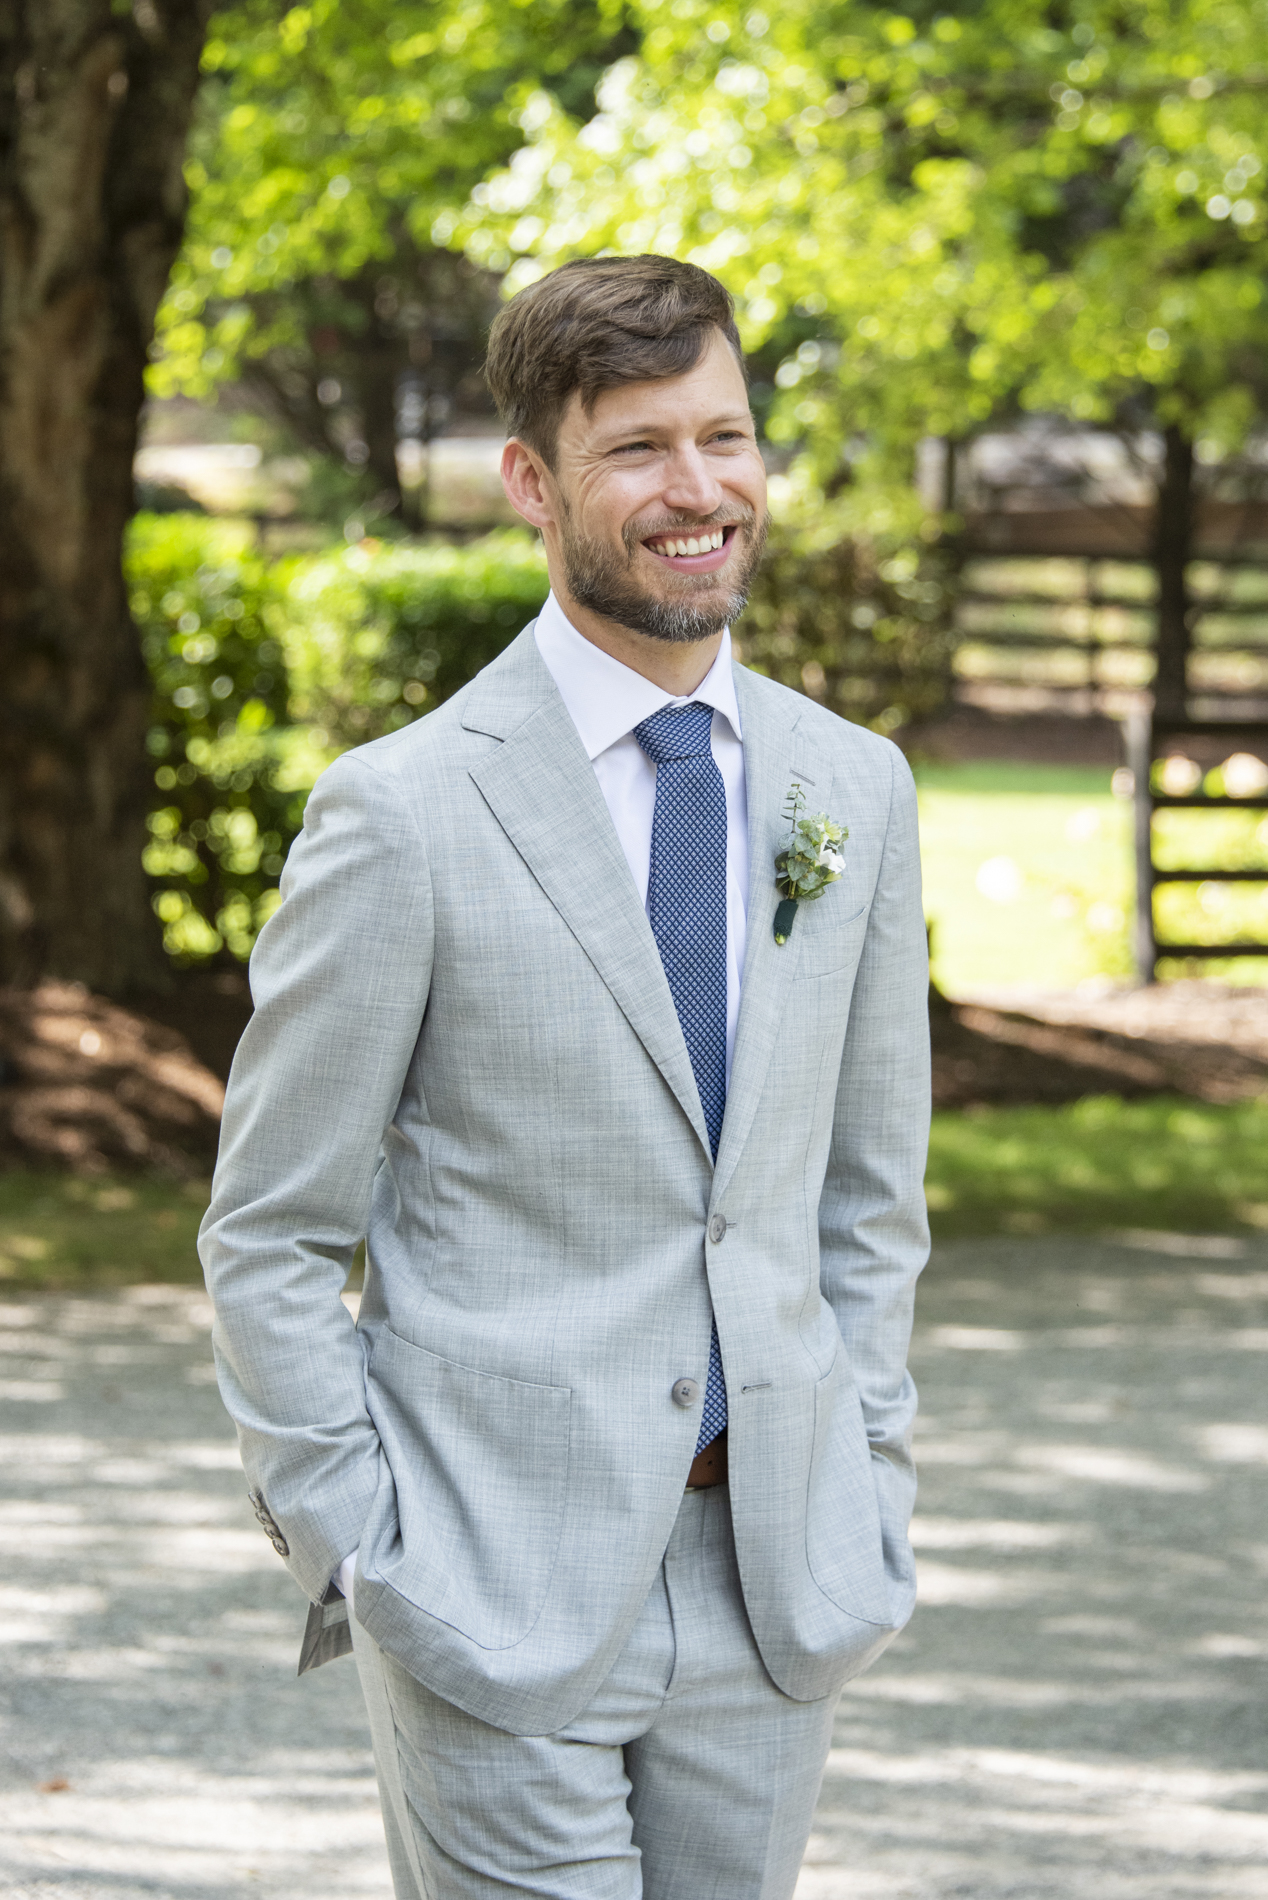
top-left (367, 1329), bottom-right (571, 1651)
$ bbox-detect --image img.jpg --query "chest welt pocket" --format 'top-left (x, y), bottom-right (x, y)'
top-left (367, 1328), bottom-right (571, 1651)
top-left (794, 898), bottom-right (870, 979)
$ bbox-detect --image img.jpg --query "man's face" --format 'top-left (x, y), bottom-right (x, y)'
top-left (544, 328), bottom-right (768, 644)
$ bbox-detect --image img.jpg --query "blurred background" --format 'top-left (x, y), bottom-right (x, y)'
top-left (7, 0), bottom-right (1268, 1253)
top-left (2, 4), bottom-right (1267, 1896)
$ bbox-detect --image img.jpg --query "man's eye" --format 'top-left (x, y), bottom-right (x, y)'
top-left (614, 440), bottom-right (656, 454)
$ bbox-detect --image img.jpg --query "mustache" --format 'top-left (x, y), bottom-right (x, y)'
top-left (623, 504), bottom-right (760, 557)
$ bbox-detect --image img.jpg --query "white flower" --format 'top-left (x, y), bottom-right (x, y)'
top-left (773, 794), bottom-right (849, 939)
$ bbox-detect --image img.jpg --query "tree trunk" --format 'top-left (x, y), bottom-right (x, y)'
top-left (1151, 424), bottom-right (1194, 724)
top-left (0, 0), bottom-right (212, 992)
top-left (355, 283), bottom-right (406, 518)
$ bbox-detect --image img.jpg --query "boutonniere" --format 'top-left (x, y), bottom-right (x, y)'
top-left (773, 782), bottom-right (848, 945)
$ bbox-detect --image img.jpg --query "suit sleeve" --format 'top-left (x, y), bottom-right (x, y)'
top-left (818, 741), bottom-right (930, 1612)
top-left (199, 750), bottom-right (434, 1602)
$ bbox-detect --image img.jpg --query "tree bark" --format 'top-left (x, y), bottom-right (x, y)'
top-left (0, 0), bottom-right (212, 992)
top-left (356, 310), bottom-right (407, 517)
top-left (1151, 424), bottom-right (1194, 724)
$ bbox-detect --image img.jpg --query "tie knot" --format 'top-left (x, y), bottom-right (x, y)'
top-left (633, 701), bottom-right (715, 766)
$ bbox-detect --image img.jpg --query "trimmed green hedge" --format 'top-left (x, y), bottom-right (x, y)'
top-left (128, 518), bottom-right (550, 963)
top-left (130, 515), bottom-right (301, 963)
top-left (284, 532), bottom-right (549, 747)
top-left (737, 533), bottom-right (954, 735)
top-left (128, 514), bottom-right (950, 965)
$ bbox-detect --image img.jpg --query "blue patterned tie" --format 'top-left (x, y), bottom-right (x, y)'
top-left (634, 701), bottom-right (728, 1455)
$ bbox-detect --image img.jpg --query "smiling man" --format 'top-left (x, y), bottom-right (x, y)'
top-left (201, 255), bottom-right (931, 1900)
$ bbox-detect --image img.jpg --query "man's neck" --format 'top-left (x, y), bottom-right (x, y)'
top-left (550, 583), bottom-right (725, 697)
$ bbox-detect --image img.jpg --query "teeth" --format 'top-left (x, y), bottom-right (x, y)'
top-left (652, 529), bottom-right (727, 557)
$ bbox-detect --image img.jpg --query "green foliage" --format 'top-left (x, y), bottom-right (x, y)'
top-left (129, 510), bottom-right (952, 969)
top-left (462, 0), bottom-right (1268, 520)
top-left (776, 808), bottom-right (847, 903)
top-left (152, 0), bottom-right (637, 506)
top-left (128, 517), bottom-right (547, 964)
top-left (129, 514), bottom-right (308, 964)
top-left (161, 0), bottom-right (632, 380)
top-left (284, 530), bottom-right (548, 745)
top-left (735, 534), bottom-right (955, 733)
top-left (926, 1095), bottom-right (1268, 1239)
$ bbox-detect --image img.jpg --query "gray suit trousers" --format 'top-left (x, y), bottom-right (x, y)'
top-left (350, 1486), bottom-right (840, 1899)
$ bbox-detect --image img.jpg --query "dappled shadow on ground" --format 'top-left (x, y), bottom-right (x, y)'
top-left (137, 967), bottom-right (1268, 1113)
top-left (126, 973), bottom-right (253, 1102)
top-left (0, 1286), bottom-right (386, 1899)
top-left (806, 1235), bottom-right (1268, 1898)
top-left (944, 981), bottom-right (1268, 1110)
top-left (0, 988), bottom-right (223, 1176)
top-left (1, 1242), bottom-right (1265, 1897)
top-left (931, 982), bottom-right (1268, 1109)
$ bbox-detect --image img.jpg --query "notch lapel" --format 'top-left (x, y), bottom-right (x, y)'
top-left (465, 635), bottom-right (713, 1160)
top-left (712, 669), bottom-right (830, 1202)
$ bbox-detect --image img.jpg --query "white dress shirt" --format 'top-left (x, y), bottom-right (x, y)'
top-left (533, 590), bottom-right (749, 1083)
top-left (335, 597), bottom-right (749, 1610)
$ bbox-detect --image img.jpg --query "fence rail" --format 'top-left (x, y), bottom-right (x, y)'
top-left (1126, 714), bottom-right (1268, 978)
top-left (952, 549), bottom-right (1268, 715)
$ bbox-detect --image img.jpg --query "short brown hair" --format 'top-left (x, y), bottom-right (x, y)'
top-left (484, 255), bottom-right (745, 466)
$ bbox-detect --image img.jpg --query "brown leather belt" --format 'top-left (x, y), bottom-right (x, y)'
top-left (685, 1430), bottom-right (728, 1490)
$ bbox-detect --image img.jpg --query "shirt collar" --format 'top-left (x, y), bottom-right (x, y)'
top-left (533, 589), bottom-right (743, 762)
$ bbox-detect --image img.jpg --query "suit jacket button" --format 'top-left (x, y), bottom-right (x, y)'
top-left (708, 1214), bottom-right (727, 1244)
top-left (672, 1378), bottom-right (700, 1408)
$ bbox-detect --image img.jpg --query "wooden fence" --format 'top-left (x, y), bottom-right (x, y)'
top-left (953, 506), bottom-right (1268, 975)
top-left (952, 502), bottom-right (1268, 718)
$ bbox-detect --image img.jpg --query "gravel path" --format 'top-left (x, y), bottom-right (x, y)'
top-left (2, 1236), bottom-right (1266, 1899)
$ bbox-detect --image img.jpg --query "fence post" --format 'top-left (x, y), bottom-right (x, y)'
top-left (1125, 709), bottom-right (1155, 983)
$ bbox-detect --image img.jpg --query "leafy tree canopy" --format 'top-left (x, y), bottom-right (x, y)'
top-left (151, 0), bottom-right (635, 508)
top-left (461, 0), bottom-right (1268, 533)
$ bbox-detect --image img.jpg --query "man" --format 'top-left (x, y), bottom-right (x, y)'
top-left (201, 254), bottom-right (930, 1900)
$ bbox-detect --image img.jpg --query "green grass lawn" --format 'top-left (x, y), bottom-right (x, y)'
top-left (926, 1095), bottom-right (1268, 1240)
top-left (916, 760), bottom-right (1268, 992)
top-left (917, 761), bottom-right (1133, 992)
top-left (3, 1093), bottom-right (1266, 1289)
top-left (0, 1174), bottom-right (210, 1290)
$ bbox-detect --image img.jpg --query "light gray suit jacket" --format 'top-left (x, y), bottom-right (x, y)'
top-left (200, 625), bottom-right (930, 1736)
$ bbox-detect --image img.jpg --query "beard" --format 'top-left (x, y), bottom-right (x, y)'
top-left (558, 501), bottom-right (768, 645)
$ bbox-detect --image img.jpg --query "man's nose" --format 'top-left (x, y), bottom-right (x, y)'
top-left (659, 445), bottom-right (725, 519)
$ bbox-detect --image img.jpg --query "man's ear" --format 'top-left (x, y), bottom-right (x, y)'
top-left (501, 439), bottom-right (557, 532)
